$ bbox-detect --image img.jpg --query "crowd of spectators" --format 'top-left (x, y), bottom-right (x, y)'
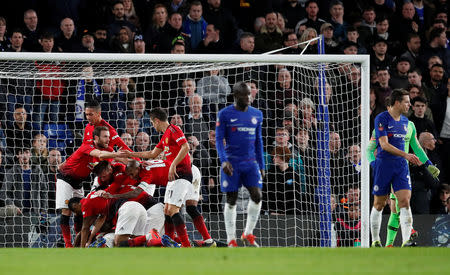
top-left (0, 0), bottom-right (449, 247)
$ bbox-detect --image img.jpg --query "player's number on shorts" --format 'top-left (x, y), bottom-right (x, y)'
top-left (168, 190), bottom-right (173, 198)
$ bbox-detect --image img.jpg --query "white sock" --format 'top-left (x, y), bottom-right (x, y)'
top-left (370, 207), bottom-right (382, 242)
top-left (224, 203), bottom-right (237, 243)
top-left (244, 200), bottom-right (262, 236)
top-left (399, 207), bottom-right (413, 243)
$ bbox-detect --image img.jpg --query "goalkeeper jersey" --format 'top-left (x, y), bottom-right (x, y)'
top-left (367, 120), bottom-right (429, 163)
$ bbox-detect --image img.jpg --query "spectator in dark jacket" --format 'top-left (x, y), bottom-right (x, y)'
top-left (0, 148), bottom-right (47, 216)
top-left (254, 11), bottom-right (283, 53)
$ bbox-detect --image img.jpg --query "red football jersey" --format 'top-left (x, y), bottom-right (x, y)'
top-left (59, 143), bottom-right (113, 180)
top-left (97, 162), bottom-right (127, 188)
top-left (156, 124), bottom-right (192, 177)
top-left (138, 159), bottom-right (171, 187)
top-left (83, 119), bottom-right (131, 151)
top-left (80, 191), bottom-right (112, 218)
top-left (105, 169), bottom-right (152, 208)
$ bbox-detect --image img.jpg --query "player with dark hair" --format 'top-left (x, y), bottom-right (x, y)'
top-left (67, 193), bottom-right (177, 248)
top-left (121, 107), bottom-right (207, 247)
top-left (216, 81), bottom-right (265, 247)
top-left (367, 97), bottom-right (440, 246)
top-left (56, 126), bottom-right (123, 248)
top-left (83, 100), bottom-right (131, 151)
top-left (371, 89), bottom-right (421, 247)
top-left (92, 160), bottom-right (158, 210)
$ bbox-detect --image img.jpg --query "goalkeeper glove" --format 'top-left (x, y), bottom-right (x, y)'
top-left (427, 165), bottom-right (440, 180)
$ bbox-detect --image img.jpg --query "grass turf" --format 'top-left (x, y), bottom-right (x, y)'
top-left (0, 247), bottom-right (447, 275)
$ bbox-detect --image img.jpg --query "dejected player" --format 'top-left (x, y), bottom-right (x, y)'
top-left (371, 89), bottom-right (421, 247)
top-left (368, 114), bottom-right (440, 246)
top-left (56, 126), bottom-right (124, 248)
top-left (215, 81), bottom-right (265, 247)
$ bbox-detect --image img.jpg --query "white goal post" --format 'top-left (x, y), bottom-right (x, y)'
top-left (0, 52), bottom-right (370, 248)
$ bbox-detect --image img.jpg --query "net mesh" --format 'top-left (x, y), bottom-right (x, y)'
top-left (0, 57), bottom-right (363, 247)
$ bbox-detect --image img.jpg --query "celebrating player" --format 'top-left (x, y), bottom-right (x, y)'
top-left (215, 82), bottom-right (265, 247)
top-left (56, 126), bottom-right (124, 248)
top-left (370, 89), bottom-right (421, 247)
top-left (67, 194), bottom-right (177, 248)
top-left (83, 100), bottom-right (132, 150)
top-left (122, 108), bottom-right (197, 247)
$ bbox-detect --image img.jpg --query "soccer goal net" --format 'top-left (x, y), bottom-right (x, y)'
top-left (0, 52), bottom-right (370, 248)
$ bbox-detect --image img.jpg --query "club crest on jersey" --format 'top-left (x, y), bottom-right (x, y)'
top-left (165, 138), bottom-right (169, 144)
top-left (252, 117), bottom-right (257, 124)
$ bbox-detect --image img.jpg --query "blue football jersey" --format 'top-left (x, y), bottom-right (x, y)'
top-left (374, 111), bottom-right (409, 160)
top-left (215, 105), bottom-right (264, 170)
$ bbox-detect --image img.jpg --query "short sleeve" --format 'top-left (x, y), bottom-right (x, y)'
top-left (79, 143), bottom-right (96, 155)
top-left (172, 127), bottom-right (187, 146)
top-left (374, 114), bottom-right (387, 139)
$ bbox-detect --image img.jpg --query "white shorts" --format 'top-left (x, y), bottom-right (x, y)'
top-left (164, 179), bottom-right (190, 207)
top-left (185, 165), bottom-right (201, 202)
top-left (115, 201), bottom-right (147, 236)
top-left (56, 178), bottom-right (84, 210)
top-left (144, 202), bottom-right (165, 234)
top-left (185, 181), bottom-right (200, 202)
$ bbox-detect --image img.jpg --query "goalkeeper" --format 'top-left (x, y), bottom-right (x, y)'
top-left (367, 119), bottom-right (440, 246)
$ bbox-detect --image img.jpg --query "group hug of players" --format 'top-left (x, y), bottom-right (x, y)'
top-left (56, 81), bottom-right (265, 248)
top-left (56, 100), bottom-right (216, 248)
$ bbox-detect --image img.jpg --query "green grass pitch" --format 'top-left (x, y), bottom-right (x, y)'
top-left (0, 247), bottom-right (447, 275)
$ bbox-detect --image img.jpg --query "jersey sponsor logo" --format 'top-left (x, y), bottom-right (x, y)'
top-left (251, 117), bottom-right (257, 124)
top-left (230, 118), bottom-right (238, 122)
top-left (237, 127), bottom-right (256, 134)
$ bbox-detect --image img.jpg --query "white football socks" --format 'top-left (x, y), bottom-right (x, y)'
top-left (370, 207), bottom-right (382, 242)
top-left (224, 203), bottom-right (237, 243)
top-left (399, 207), bottom-right (413, 243)
top-left (244, 200), bottom-right (262, 236)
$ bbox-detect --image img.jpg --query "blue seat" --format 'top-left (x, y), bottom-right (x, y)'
top-left (43, 123), bottom-right (74, 151)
